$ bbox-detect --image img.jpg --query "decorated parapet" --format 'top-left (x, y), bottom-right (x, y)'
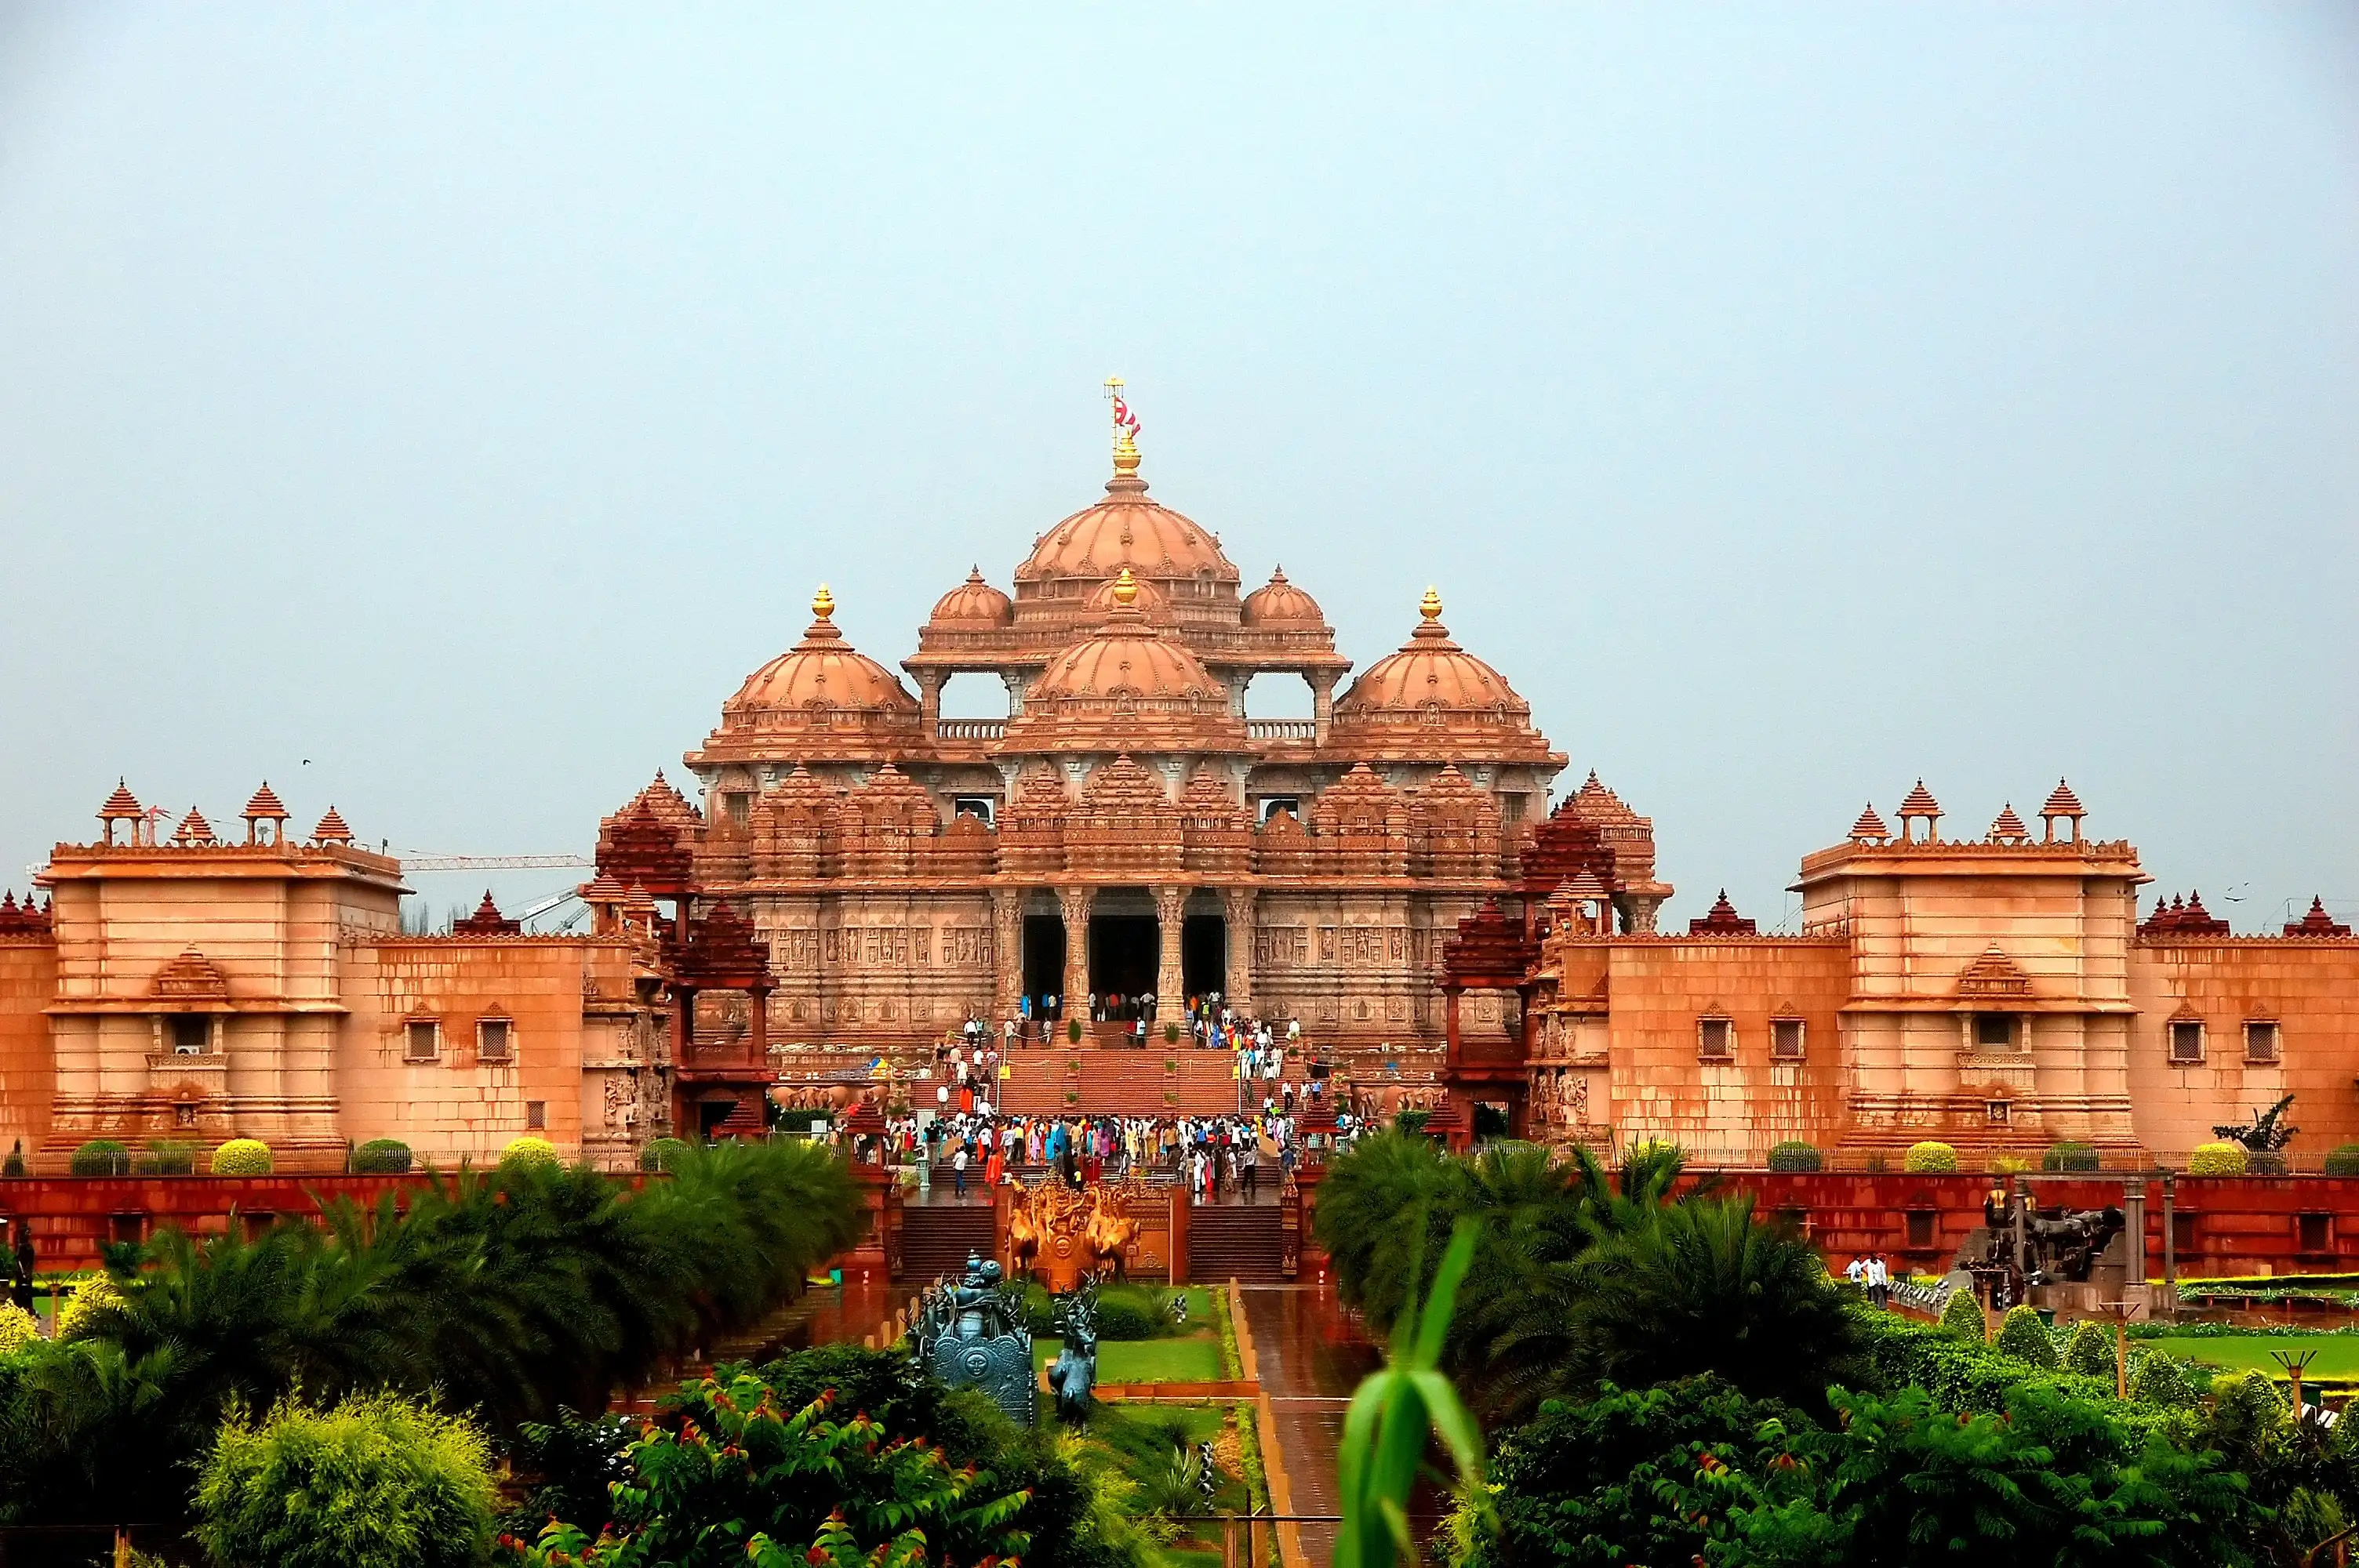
top-left (910, 1253), bottom-right (1035, 1426)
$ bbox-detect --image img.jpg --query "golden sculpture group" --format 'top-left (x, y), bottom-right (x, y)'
top-left (1005, 1178), bottom-right (1143, 1293)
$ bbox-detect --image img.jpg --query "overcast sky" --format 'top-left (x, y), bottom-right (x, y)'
top-left (1, 5), bottom-right (2353, 931)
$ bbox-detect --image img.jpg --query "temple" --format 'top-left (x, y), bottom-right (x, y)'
top-left (0, 397), bottom-right (2352, 1171)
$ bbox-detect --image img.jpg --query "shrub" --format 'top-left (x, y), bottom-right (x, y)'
top-left (498, 1136), bottom-right (562, 1176)
top-left (55, 1271), bottom-right (123, 1341)
top-left (193, 1390), bottom-right (497, 1568)
top-left (638, 1136), bottom-right (691, 1173)
top-left (70, 1139), bottom-right (129, 1177)
top-left (2128, 1349), bottom-right (2197, 1408)
top-left (2045, 1141), bottom-right (2101, 1172)
top-left (2, 1138), bottom-right (21, 1177)
top-left (0, 1301), bottom-right (38, 1355)
top-left (1765, 1140), bottom-right (1821, 1173)
top-left (1067, 1018), bottom-right (1083, 1044)
top-left (1164, 1022), bottom-right (1180, 1044)
top-left (1903, 1141), bottom-right (1958, 1173)
top-left (1988, 1152), bottom-right (2033, 1177)
top-left (139, 1139), bottom-right (198, 1175)
top-left (1938, 1288), bottom-right (1988, 1341)
top-left (2188, 1142), bottom-right (2248, 1176)
top-left (2065, 1319), bottom-right (2116, 1379)
top-left (351, 1138), bottom-right (413, 1174)
top-left (2326, 1144), bottom-right (2359, 1177)
top-left (209, 1138), bottom-right (273, 1175)
top-left (1996, 1304), bottom-right (2060, 1368)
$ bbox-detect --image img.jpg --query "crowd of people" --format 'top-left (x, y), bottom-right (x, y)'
top-left (856, 1109), bottom-right (1367, 1203)
top-left (931, 1006), bottom-right (1333, 1119)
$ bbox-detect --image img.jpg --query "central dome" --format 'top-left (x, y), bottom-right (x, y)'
top-left (1013, 462), bottom-right (1240, 590)
top-left (1005, 569), bottom-right (1248, 755)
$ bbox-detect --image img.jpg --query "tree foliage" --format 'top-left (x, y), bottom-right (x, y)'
top-left (193, 1391), bottom-right (496, 1568)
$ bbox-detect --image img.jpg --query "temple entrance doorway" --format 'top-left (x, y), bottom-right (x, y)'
top-left (1182, 914), bottom-right (1225, 1001)
top-left (1088, 916), bottom-right (1158, 1007)
top-left (1021, 915), bottom-right (1065, 1009)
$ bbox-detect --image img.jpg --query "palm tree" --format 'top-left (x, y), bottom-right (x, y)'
top-left (1563, 1194), bottom-right (1860, 1410)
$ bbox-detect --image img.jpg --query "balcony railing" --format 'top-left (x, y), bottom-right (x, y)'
top-left (936, 719), bottom-right (1007, 741)
top-left (1247, 719), bottom-right (1318, 742)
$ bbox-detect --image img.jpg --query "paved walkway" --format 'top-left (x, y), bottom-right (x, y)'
top-left (1242, 1286), bottom-right (1383, 1566)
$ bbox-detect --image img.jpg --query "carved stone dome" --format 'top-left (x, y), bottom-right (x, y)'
top-left (1028, 575), bottom-right (1223, 703)
top-left (926, 568), bottom-right (1013, 629)
top-left (1013, 470), bottom-right (1239, 590)
top-left (1005, 570), bottom-right (1249, 755)
top-left (719, 586), bottom-right (920, 736)
top-left (1332, 589), bottom-right (1550, 761)
top-left (1241, 566), bottom-right (1325, 629)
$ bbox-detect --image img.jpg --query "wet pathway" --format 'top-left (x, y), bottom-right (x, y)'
top-left (1242, 1286), bottom-right (1383, 1566)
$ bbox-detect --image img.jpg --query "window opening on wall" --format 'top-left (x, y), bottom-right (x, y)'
top-left (1974, 1014), bottom-right (2016, 1051)
top-left (2168, 1021), bottom-right (2205, 1064)
top-left (2299, 1213), bottom-right (2332, 1254)
top-left (525, 1101), bottom-right (547, 1131)
top-left (1698, 1018), bottom-right (1734, 1060)
top-left (1986, 1100), bottom-right (2012, 1125)
top-left (1772, 1020), bottom-right (1805, 1060)
top-left (2172, 1211), bottom-right (2198, 1255)
top-left (1905, 1210), bottom-right (1936, 1248)
top-left (169, 1015), bottom-right (210, 1055)
top-left (725, 793), bottom-right (751, 828)
top-left (1258, 796), bottom-right (1301, 824)
top-left (952, 797), bottom-right (996, 827)
top-left (403, 1021), bottom-right (441, 1062)
top-left (477, 1018), bottom-right (513, 1062)
top-left (2245, 1021), bottom-right (2280, 1063)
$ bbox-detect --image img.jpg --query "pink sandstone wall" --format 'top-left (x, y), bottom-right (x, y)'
top-left (340, 937), bottom-right (594, 1167)
top-left (1602, 938), bottom-right (1852, 1163)
top-left (0, 939), bottom-right (56, 1167)
top-left (2129, 937), bottom-right (2359, 1161)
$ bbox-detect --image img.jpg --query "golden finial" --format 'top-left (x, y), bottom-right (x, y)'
top-left (812, 583), bottom-right (835, 622)
top-left (1105, 375), bottom-right (1141, 474)
top-left (1419, 586), bottom-right (1443, 622)
top-left (1110, 567), bottom-right (1140, 607)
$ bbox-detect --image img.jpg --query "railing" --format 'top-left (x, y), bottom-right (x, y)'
top-left (1246, 719), bottom-right (1318, 742)
top-left (936, 719), bottom-right (1007, 741)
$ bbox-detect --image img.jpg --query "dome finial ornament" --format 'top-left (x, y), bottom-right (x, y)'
top-left (812, 583), bottom-right (835, 622)
top-left (1104, 375), bottom-right (1142, 475)
top-left (1420, 586), bottom-right (1443, 622)
top-left (1110, 567), bottom-right (1140, 607)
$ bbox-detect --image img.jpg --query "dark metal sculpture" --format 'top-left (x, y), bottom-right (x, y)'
top-left (1967, 1186), bottom-right (2125, 1307)
top-left (911, 1253), bottom-right (1035, 1427)
top-left (1045, 1277), bottom-right (1100, 1425)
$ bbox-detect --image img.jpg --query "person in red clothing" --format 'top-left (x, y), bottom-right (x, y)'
top-left (984, 1145), bottom-right (1006, 1188)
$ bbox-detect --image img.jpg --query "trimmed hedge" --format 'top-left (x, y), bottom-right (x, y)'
top-left (0, 1302), bottom-right (38, 1356)
top-left (1995, 1305), bottom-right (2059, 1368)
top-left (639, 1137), bottom-right (691, 1173)
top-left (498, 1136), bottom-right (562, 1176)
top-left (1863, 1316), bottom-right (2179, 1441)
top-left (351, 1138), bottom-right (414, 1174)
top-left (2064, 1319), bottom-right (2115, 1378)
top-left (1766, 1141), bottom-right (1822, 1173)
top-left (1937, 1288), bottom-right (1988, 1341)
top-left (2044, 1142), bottom-right (2101, 1172)
top-left (56, 1272), bottom-right (122, 1341)
top-left (2188, 1142), bottom-right (2248, 1176)
top-left (137, 1140), bottom-right (198, 1175)
top-left (1903, 1141), bottom-right (1959, 1173)
top-left (69, 1139), bottom-right (129, 1177)
top-left (2128, 1349), bottom-right (2197, 1408)
top-left (211, 1139), bottom-right (274, 1176)
top-left (2326, 1144), bottom-right (2359, 1178)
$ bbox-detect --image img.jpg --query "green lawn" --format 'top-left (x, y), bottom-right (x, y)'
top-left (1034, 1335), bottom-right (1227, 1384)
top-left (2148, 1335), bottom-right (2359, 1381)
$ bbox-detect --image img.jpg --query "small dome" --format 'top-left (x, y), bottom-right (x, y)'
top-left (927, 568), bottom-right (1013, 629)
top-left (1029, 572), bottom-right (1223, 703)
top-left (722, 586), bottom-right (920, 734)
top-left (1334, 589), bottom-right (1532, 722)
top-left (1241, 566), bottom-right (1325, 629)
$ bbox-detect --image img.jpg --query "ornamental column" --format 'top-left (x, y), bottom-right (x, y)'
top-left (1058, 886), bottom-right (1092, 1025)
top-left (1154, 884), bottom-right (1187, 1018)
top-left (1309, 673), bottom-right (1341, 747)
top-left (989, 887), bottom-right (1023, 1022)
top-left (1222, 886), bottom-right (1258, 1014)
top-left (915, 671), bottom-right (943, 735)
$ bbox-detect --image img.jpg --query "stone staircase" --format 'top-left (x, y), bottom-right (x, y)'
top-left (899, 1203), bottom-right (997, 1284)
top-left (999, 1048), bottom-right (1249, 1116)
top-left (1187, 1203), bottom-right (1286, 1283)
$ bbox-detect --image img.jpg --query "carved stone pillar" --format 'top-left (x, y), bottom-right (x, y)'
top-left (1154, 884), bottom-right (1187, 1017)
top-left (1221, 886), bottom-right (1257, 1014)
top-left (915, 671), bottom-right (943, 735)
top-left (1058, 886), bottom-right (1092, 1025)
top-left (990, 887), bottom-right (1023, 1022)
top-left (1309, 673), bottom-right (1340, 747)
